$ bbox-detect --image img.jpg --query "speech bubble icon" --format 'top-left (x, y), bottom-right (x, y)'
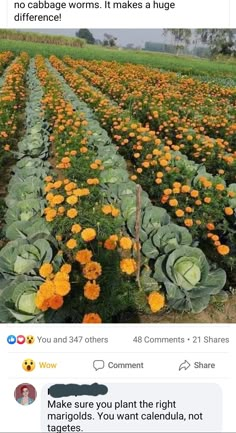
top-left (93, 360), bottom-right (105, 371)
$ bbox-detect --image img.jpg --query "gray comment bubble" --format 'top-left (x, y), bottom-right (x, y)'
top-left (42, 383), bottom-right (222, 432)
top-left (48, 383), bottom-right (108, 398)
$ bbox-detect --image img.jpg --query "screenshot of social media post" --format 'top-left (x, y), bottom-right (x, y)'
top-left (0, 1), bottom-right (236, 432)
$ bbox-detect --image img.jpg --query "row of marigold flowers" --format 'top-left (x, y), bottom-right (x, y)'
top-left (49, 56), bottom-right (236, 268)
top-left (64, 57), bottom-right (236, 183)
top-left (34, 55), bottom-right (165, 323)
top-left (0, 52), bottom-right (29, 164)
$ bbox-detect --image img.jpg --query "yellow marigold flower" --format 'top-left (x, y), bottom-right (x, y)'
top-left (39, 263), bottom-right (53, 278)
top-left (44, 176), bottom-right (53, 182)
top-left (75, 249), bottom-right (93, 265)
top-left (52, 195), bottom-right (64, 205)
top-left (83, 261), bottom-right (102, 280)
top-left (81, 228), bottom-right (96, 242)
top-left (60, 264), bottom-right (72, 274)
top-left (54, 279), bottom-right (71, 296)
top-left (148, 291), bottom-right (165, 313)
top-left (119, 237), bottom-right (132, 250)
top-left (71, 223), bottom-right (82, 234)
top-left (120, 258), bottom-right (137, 275)
top-left (39, 280), bottom-right (55, 299)
top-left (65, 182), bottom-right (77, 192)
top-left (102, 204), bottom-right (112, 215)
top-left (54, 272), bottom-right (69, 282)
top-left (66, 195), bottom-right (78, 205)
top-left (82, 313), bottom-right (102, 323)
top-left (56, 234), bottom-right (62, 241)
top-left (45, 209), bottom-right (57, 222)
top-left (84, 280), bottom-right (100, 300)
top-left (67, 208), bottom-right (78, 219)
top-left (73, 188), bottom-right (90, 197)
top-left (87, 178), bottom-right (99, 185)
top-left (66, 239), bottom-right (77, 249)
top-left (53, 180), bottom-right (63, 189)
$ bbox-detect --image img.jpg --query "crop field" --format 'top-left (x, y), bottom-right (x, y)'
top-left (0, 46), bottom-right (236, 323)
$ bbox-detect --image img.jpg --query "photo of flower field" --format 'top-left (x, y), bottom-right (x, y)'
top-left (0, 30), bottom-right (236, 323)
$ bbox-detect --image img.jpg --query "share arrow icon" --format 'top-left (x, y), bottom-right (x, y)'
top-left (179, 360), bottom-right (191, 371)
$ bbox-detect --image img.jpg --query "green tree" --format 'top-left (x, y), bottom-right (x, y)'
top-left (103, 33), bottom-right (117, 47)
top-left (163, 29), bottom-right (192, 55)
top-left (76, 29), bottom-right (95, 45)
top-left (196, 29), bottom-right (236, 56)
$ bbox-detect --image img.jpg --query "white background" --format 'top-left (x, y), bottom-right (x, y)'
top-left (0, 0), bottom-right (235, 28)
top-left (0, 324), bottom-right (236, 432)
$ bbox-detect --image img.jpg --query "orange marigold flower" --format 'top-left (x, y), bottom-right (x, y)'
top-left (120, 258), bottom-right (137, 275)
top-left (82, 313), bottom-right (102, 323)
top-left (81, 228), bottom-right (96, 242)
top-left (215, 184), bottom-right (225, 191)
top-left (67, 208), bottom-right (78, 219)
top-left (39, 280), bottom-right (55, 298)
top-left (39, 263), bottom-right (53, 278)
top-left (217, 245), bottom-right (230, 255)
top-left (111, 207), bottom-right (120, 217)
top-left (148, 291), bottom-right (165, 313)
top-left (83, 261), bottom-right (102, 280)
top-left (60, 264), bottom-right (72, 274)
top-left (119, 237), bottom-right (132, 250)
top-left (66, 239), bottom-right (77, 249)
top-left (224, 207), bottom-right (234, 216)
top-left (104, 239), bottom-right (117, 250)
top-left (109, 234), bottom-right (119, 242)
top-left (164, 188), bottom-right (172, 195)
top-left (75, 249), bottom-right (93, 265)
top-left (206, 223), bottom-right (215, 231)
top-left (184, 218), bottom-right (193, 227)
top-left (175, 209), bottom-right (184, 218)
top-left (48, 295), bottom-right (64, 310)
top-left (84, 280), bottom-right (100, 301)
top-left (71, 223), bottom-right (82, 234)
top-left (204, 197), bottom-right (211, 204)
top-left (181, 185), bottom-right (191, 193)
top-left (190, 190), bottom-right (199, 198)
top-left (87, 178), bottom-right (99, 185)
top-left (102, 204), bottom-right (112, 215)
top-left (169, 199), bottom-right (178, 207)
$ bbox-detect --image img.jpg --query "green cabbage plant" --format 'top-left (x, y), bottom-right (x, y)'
top-left (154, 246), bottom-right (226, 313)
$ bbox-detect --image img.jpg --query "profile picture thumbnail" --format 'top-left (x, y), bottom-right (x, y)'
top-left (14, 383), bottom-right (37, 406)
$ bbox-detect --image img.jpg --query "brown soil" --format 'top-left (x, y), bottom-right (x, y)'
top-left (120, 294), bottom-right (236, 323)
